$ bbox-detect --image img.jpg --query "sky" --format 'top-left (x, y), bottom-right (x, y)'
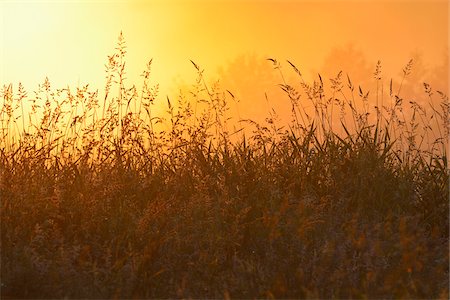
top-left (1, 0), bottom-right (448, 118)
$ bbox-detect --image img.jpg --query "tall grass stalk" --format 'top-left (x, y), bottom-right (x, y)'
top-left (1, 33), bottom-right (448, 299)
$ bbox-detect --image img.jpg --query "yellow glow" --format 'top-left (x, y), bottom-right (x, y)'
top-left (1, 0), bottom-right (448, 118)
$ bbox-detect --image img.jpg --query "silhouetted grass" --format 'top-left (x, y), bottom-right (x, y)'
top-left (1, 33), bottom-right (448, 299)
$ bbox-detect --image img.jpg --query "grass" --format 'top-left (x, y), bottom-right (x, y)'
top-left (1, 33), bottom-right (448, 299)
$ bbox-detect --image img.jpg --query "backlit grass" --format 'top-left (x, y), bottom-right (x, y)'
top-left (1, 33), bottom-right (448, 299)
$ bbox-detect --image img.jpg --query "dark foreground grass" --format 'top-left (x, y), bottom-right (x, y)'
top-left (1, 34), bottom-right (448, 298)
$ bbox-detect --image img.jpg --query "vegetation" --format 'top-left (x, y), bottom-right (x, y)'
top-left (1, 33), bottom-right (448, 299)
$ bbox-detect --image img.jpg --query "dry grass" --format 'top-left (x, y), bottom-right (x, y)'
top-left (1, 33), bottom-right (448, 299)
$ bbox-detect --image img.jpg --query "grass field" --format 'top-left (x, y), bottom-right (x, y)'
top-left (1, 35), bottom-right (448, 299)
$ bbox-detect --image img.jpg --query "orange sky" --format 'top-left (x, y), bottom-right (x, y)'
top-left (1, 0), bottom-right (448, 106)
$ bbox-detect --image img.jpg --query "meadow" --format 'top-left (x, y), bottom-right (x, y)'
top-left (1, 34), bottom-right (448, 298)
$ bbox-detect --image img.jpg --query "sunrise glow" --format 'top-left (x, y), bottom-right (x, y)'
top-left (2, 1), bottom-right (448, 98)
top-left (1, 1), bottom-right (448, 299)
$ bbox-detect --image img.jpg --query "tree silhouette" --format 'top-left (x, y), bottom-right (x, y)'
top-left (217, 53), bottom-right (292, 125)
